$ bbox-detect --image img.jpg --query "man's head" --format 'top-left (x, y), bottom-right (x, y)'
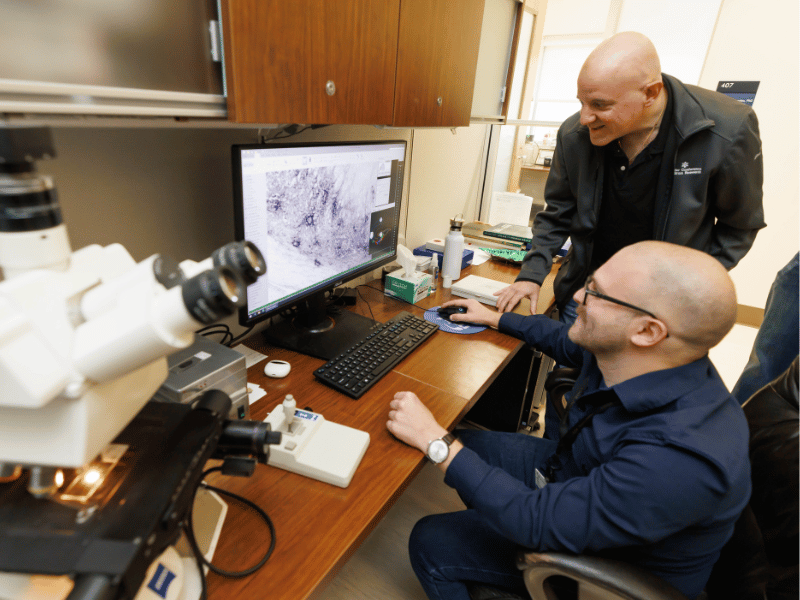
top-left (569, 241), bottom-right (737, 369)
top-left (577, 32), bottom-right (665, 146)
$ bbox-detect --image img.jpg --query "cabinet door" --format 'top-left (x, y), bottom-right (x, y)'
top-left (221, 0), bottom-right (399, 124)
top-left (393, 0), bottom-right (485, 127)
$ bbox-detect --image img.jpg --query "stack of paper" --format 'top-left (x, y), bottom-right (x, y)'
top-left (487, 192), bottom-right (533, 227)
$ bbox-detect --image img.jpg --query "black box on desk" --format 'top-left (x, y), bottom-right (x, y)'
top-left (412, 245), bottom-right (474, 271)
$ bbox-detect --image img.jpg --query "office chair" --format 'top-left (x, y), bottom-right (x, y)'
top-left (545, 366), bottom-right (581, 422)
top-left (513, 356), bottom-right (799, 600)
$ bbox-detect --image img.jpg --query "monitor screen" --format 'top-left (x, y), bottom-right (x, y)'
top-left (231, 139), bottom-right (407, 357)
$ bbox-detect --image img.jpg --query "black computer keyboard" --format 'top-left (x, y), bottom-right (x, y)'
top-left (313, 311), bottom-right (439, 399)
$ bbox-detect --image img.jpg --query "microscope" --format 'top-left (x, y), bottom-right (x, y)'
top-left (0, 127), bottom-right (279, 600)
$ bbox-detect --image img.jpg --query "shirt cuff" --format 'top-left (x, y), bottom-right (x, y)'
top-left (498, 312), bottom-right (528, 336)
top-left (443, 446), bottom-right (493, 505)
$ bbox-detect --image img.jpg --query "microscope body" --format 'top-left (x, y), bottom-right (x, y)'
top-left (0, 238), bottom-right (197, 469)
top-left (0, 127), bottom-right (278, 600)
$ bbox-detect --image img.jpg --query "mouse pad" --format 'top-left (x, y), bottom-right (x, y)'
top-left (424, 307), bottom-right (487, 334)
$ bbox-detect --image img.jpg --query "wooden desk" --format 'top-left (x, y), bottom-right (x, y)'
top-left (206, 259), bottom-right (553, 600)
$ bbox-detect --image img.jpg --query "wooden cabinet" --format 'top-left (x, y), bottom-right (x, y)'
top-left (393, 0), bottom-right (485, 127)
top-left (220, 0), bottom-right (485, 127)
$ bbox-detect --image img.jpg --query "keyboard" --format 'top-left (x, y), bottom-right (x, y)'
top-left (313, 311), bottom-right (439, 399)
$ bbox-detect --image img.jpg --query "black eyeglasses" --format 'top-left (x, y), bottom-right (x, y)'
top-left (582, 276), bottom-right (660, 320)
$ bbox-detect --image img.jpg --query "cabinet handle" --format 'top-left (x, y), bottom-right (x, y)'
top-left (326, 81), bottom-right (336, 96)
top-left (437, 97), bottom-right (443, 106)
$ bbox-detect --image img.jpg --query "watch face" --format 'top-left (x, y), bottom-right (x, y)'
top-left (427, 439), bottom-right (449, 464)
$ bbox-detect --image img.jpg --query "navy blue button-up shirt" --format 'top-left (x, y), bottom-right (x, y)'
top-left (445, 313), bottom-right (751, 599)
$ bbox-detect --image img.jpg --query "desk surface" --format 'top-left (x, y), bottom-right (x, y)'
top-left (206, 259), bottom-right (554, 600)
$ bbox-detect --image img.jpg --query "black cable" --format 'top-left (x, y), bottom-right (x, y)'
top-left (358, 283), bottom-right (385, 294)
top-left (227, 326), bottom-right (253, 347)
top-left (196, 324), bottom-right (233, 344)
top-left (261, 124), bottom-right (327, 142)
top-left (200, 328), bottom-right (233, 346)
top-left (354, 287), bottom-right (376, 322)
top-left (196, 325), bottom-right (230, 335)
top-left (183, 466), bottom-right (277, 592)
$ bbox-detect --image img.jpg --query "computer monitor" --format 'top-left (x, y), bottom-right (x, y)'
top-left (231, 139), bottom-right (407, 360)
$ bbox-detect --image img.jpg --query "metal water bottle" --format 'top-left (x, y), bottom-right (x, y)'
top-left (442, 214), bottom-right (465, 283)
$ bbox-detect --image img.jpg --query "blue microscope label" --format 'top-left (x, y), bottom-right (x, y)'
top-left (295, 409), bottom-right (319, 422)
top-left (147, 563), bottom-right (177, 599)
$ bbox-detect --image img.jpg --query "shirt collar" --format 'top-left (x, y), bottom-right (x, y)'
top-left (610, 356), bottom-right (716, 412)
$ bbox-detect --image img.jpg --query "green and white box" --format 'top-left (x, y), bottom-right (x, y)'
top-left (384, 269), bottom-right (432, 304)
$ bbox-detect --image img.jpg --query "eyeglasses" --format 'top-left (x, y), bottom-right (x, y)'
top-left (582, 276), bottom-right (660, 320)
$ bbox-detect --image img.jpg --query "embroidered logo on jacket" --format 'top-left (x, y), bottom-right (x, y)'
top-left (675, 161), bottom-right (702, 176)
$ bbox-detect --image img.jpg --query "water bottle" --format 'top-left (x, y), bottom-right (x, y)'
top-left (442, 214), bottom-right (465, 282)
top-left (521, 134), bottom-right (538, 167)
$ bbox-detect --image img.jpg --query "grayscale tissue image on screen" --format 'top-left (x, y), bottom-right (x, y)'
top-left (233, 140), bottom-right (406, 330)
top-left (263, 163), bottom-right (375, 302)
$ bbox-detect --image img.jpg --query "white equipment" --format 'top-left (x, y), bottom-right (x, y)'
top-left (264, 395), bottom-right (370, 488)
top-left (450, 274), bottom-right (508, 307)
top-left (0, 126), bottom-right (273, 600)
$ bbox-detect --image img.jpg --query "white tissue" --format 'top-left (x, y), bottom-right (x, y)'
top-left (396, 244), bottom-right (419, 279)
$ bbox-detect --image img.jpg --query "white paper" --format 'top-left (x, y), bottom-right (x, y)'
top-left (231, 344), bottom-right (268, 369)
top-left (467, 247), bottom-right (491, 265)
top-left (247, 382), bottom-right (267, 404)
top-left (488, 192), bottom-right (534, 227)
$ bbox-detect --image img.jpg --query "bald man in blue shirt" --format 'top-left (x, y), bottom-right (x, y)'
top-left (387, 241), bottom-right (750, 600)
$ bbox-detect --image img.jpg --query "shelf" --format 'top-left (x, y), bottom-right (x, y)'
top-left (521, 165), bottom-right (550, 172)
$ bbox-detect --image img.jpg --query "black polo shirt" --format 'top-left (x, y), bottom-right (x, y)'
top-left (591, 90), bottom-right (674, 272)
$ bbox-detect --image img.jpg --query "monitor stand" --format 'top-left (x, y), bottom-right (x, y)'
top-left (260, 293), bottom-right (381, 361)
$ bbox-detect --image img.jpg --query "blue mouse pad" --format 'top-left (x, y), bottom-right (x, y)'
top-left (424, 307), bottom-right (487, 334)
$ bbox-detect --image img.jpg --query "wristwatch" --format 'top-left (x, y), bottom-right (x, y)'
top-left (426, 433), bottom-right (457, 464)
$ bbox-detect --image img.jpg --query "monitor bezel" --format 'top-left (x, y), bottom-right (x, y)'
top-left (231, 138), bottom-right (407, 329)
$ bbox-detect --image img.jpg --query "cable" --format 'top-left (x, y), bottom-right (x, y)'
top-left (183, 466), bottom-right (277, 595)
top-left (260, 124), bottom-right (328, 142)
top-left (360, 283), bottom-right (385, 294)
top-left (353, 287), bottom-right (376, 322)
top-left (199, 328), bottom-right (233, 346)
top-left (227, 326), bottom-right (253, 347)
top-left (196, 324), bottom-right (230, 334)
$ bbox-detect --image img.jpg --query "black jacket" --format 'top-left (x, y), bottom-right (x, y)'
top-left (518, 73), bottom-right (766, 307)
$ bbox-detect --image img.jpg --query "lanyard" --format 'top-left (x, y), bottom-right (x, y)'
top-left (541, 384), bottom-right (622, 483)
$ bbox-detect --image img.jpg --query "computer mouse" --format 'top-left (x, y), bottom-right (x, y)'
top-left (437, 305), bottom-right (468, 322)
top-left (264, 360), bottom-right (291, 378)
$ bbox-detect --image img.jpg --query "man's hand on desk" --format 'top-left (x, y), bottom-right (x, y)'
top-left (441, 299), bottom-right (502, 328)
top-left (494, 280), bottom-right (541, 315)
top-left (387, 391), bottom-right (463, 471)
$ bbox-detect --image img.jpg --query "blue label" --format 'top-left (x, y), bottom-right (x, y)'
top-left (147, 564), bottom-right (177, 599)
top-left (295, 409), bottom-right (319, 421)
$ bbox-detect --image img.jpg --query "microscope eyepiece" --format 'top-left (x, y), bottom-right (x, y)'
top-left (212, 241), bottom-right (266, 286)
top-left (181, 267), bottom-right (244, 324)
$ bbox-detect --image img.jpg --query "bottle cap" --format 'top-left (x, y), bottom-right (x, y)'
top-left (442, 275), bottom-right (453, 288)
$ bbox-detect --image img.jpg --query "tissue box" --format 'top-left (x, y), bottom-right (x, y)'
top-left (384, 269), bottom-right (432, 304)
top-left (413, 245), bottom-right (474, 272)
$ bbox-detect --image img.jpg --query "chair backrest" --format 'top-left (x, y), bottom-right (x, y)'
top-left (544, 367), bottom-right (581, 422)
top-left (705, 356), bottom-right (799, 600)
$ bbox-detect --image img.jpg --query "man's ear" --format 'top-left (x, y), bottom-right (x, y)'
top-left (630, 317), bottom-right (668, 348)
top-left (643, 80), bottom-right (663, 107)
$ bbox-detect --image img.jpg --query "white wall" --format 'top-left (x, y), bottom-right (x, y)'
top-left (404, 125), bottom-right (490, 249)
top-left (700, 0), bottom-right (800, 308)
